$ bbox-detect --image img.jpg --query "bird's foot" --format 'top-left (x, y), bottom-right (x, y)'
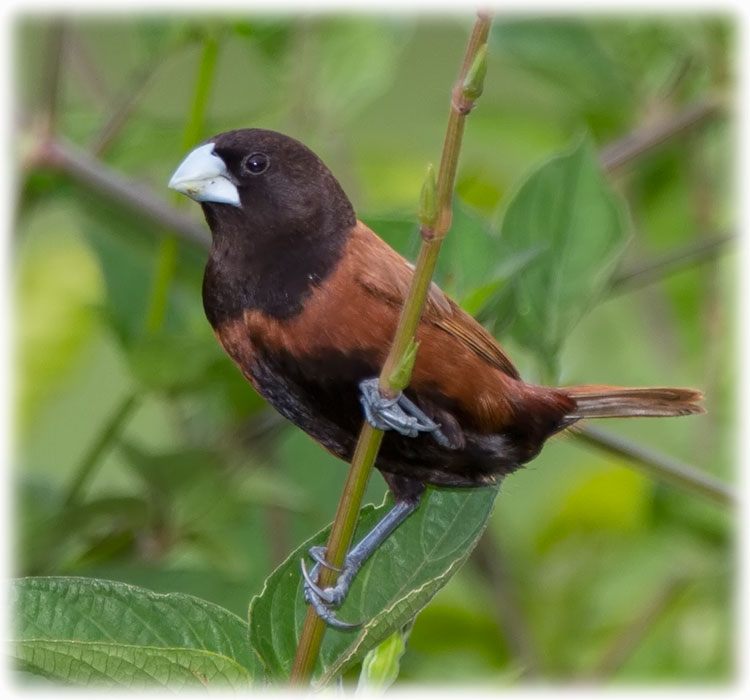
top-left (300, 551), bottom-right (361, 630)
top-left (300, 501), bottom-right (420, 629)
top-left (358, 378), bottom-right (451, 447)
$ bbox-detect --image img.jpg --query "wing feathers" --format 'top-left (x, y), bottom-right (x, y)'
top-left (353, 221), bottom-right (520, 379)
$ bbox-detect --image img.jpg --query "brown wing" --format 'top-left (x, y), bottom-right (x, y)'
top-left (354, 222), bottom-right (521, 380)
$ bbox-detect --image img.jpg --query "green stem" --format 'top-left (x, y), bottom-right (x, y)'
top-left (39, 20), bottom-right (66, 135)
top-left (145, 236), bottom-right (179, 334)
top-left (584, 575), bottom-right (689, 681)
top-left (289, 11), bottom-right (493, 686)
top-left (144, 33), bottom-right (218, 334)
top-left (63, 393), bottom-right (140, 507)
top-left (289, 424), bottom-right (384, 677)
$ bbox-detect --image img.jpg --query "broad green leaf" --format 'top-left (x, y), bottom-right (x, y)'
top-left (462, 245), bottom-right (545, 318)
top-left (434, 202), bottom-right (499, 300)
top-left (248, 485), bottom-right (500, 685)
top-left (11, 577), bottom-right (262, 686)
top-left (13, 641), bottom-right (252, 689)
top-left (500, 137), bottom-right (629, 372)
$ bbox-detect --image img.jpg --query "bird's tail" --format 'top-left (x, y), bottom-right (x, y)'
top-left (563, 385), bottom-right (704, 419)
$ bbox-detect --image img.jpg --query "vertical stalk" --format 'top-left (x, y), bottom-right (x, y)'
top-left (289, 11), bottom-right (493, 685)
top-left (62, 393), bottom-right (140, 507)
top-left (145, 33), bottom-right (218, 333)
top-left (64, 34), bottom-right (219, 513)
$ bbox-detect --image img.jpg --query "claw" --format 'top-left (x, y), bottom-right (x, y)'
top-left (300, 558), bottom-right (361, 630)
top-left (300, 559), bottom-right (332, 602)
top-left (358, 378), bottom-right (451, 446)
top-left (308, 545), bottom-right (341, 572)
top-left (309, 598), bottom-right (361, 630)
top-left (299, 500), bottom-right (420, 630)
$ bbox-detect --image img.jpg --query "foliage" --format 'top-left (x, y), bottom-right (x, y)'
top-left (13, 13), bottom-right (733, 688)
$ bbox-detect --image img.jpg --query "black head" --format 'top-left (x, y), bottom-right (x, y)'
top-left (169, 129), bottom-right (356, 322)
top-left (169, 128), bottom-right (355, 238)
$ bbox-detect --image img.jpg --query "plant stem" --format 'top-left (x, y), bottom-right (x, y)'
top-left (599, 96), bottom-right (723, 174)
top-left (574, 425), bottom-right (734, 507)
top-left (289, 11), bottom-right (493, 686)
top-left (62, 393), bottom-right (140, 507)
top-left (39, 20), bottom-right (66, 135)
top-left (471, 530), bottom-right (539, 677)
top-left (90, 58), bottom-right (168, 158)
top-left (145, 33), bottom-right (219, 334)
top-left (32, 137), bottom-right (209, 247)
top-left (584, 576), bottom-right (689, 681)
top-left (608, 232), bottom-right (734, 296)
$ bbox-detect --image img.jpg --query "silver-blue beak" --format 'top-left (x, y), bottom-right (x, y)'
top-left (168, 143), bottom-right (241, 208)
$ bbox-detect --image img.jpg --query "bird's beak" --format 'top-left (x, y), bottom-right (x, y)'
top-left (168, 143), bottom-right (241, 208)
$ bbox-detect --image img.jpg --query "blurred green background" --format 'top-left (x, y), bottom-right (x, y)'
top-left (14, 14), bottom-right (734, 684)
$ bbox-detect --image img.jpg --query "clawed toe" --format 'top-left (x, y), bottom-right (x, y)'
top-left (358, 378), bottom-right (451, 446)
top-left (299, 501), bottom-right (420, 630)
top-left (308, 545), bottom-right (341, 572)
top-left (300, 558), bottom-right (361, 630)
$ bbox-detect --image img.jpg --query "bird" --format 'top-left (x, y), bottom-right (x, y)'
top-left (169, 128), bottom-right (704, 628)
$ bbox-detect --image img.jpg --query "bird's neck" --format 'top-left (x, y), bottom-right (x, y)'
top-left (201, 203), bottom-right (352, 326)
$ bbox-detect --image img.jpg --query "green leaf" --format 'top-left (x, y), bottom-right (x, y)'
top-left (11, 577), bottom-right (263, 686)
top-left (434, 202), bottom-right (499, 300)
top-left (461, 245), bottom-right (545, 318)
top-left (248, 484), bottom-right (500, 685)
top-left (310, 18), bottom-right (409, 119)
top-left (492, 19), bottom-right (630, 117)
top-left (13, 641), bottom-right (251, 689)
top-left (499, 136), bottom-right (630, 371)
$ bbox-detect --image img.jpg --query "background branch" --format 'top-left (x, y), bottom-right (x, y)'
top-left (599, 96), bottom-right (724, 174)
top-left (33, 136), bottom-right (209, 247)
top-left (38, 20), bottom-right (66, 135)
top-left (471, 530), bottom-right (540, 678)
top-left (609, 232), bottom-right (734, 296)
top-left (573, 426), bottom-right (734, 507)
top-left (90, 58), bottom-right (169, 158)
top-left (583, 576), bottom-right (689, 681)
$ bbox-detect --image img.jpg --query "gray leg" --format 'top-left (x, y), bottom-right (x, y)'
top-left (359, 378), bottom-right (452, 448)
top-left (301, 499), bottom-right (419, 629)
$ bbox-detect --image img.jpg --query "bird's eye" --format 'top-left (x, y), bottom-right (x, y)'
top-left (242, 152), bottom-right (269, 175)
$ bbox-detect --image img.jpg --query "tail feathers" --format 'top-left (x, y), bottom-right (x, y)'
top-left (564, 384), bottom-right (704, 419)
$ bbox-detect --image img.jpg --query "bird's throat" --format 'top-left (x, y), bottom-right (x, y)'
top-left (201, 203), bottom-right (352, 325)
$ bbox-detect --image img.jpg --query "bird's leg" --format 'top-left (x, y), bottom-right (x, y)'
top-left (301, 498), bottom-right (419, 629)
top-left (358, 377), bottom-right (452, 448)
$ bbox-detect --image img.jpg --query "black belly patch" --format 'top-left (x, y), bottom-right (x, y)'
top-left (248, 346), bottom-right (528, 488)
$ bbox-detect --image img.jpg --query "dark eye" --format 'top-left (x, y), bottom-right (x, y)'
top-left (242, 152), bottom-right (269, 175)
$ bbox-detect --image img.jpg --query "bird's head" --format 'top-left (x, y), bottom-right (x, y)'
top-left (168, 129), bottom-right (354, 234)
